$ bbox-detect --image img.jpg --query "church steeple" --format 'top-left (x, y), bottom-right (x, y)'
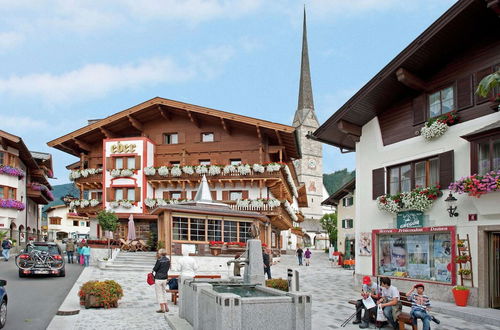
top-left (293, 8), bottom-right (318, 127)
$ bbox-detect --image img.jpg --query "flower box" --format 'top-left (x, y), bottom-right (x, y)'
top-left (210, 247), bottom-right (222, 256)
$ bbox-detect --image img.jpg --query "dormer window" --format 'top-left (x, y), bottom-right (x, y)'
top-left (164, 133), bottom-right (178, 145)
top-left (201, 132), bottom-right (214, 142)
top-left (429, 86), bottom-right (454, 118)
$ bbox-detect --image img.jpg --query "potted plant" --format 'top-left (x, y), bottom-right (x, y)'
top-left (458, 269), bottom-right (472, 279)
top-left (452, 285), bottom-right (470, 307)
top-left (265, 278), bottom-right (289, 292)
top-left (457, 240), bottom-right (466, 251)
top-left (454, 255), bottom-right (470, 263)
top-left (97, 257), bottom-right (109, 269)
top-left (78, 280), bottom-right (123, 309)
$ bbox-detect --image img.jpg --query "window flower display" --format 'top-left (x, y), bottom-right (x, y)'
top-left (170, 166), bottom-right (182, 177)
top-left (144, 166), bottom-right (156, 176)
top-left (223, 164), bottom-right (236, 174)
top-left (0, 199), bottom-right (25, 210)
top-left (376, 185), bottom-right (441, 213)
top-left (195, 165), bottom-right (208, 175)
top-left (266, 162), bottom-right (281, 172)
top-left (208, 165), bottom-right (221, 176)
top-left (420, 111), bottom-right (458, 140)
top-left (182, 166), bottom-right (194, 175)
top-left (0, 165), bottom-right (25, 179)
top-left (237, 164), bottom-right (251, 175)
top-left (252, 164), bottom-right (265, 173)
top-left (448, 170), bottom-right (500, 198)
top-left (69, 168), bottom-right (102, 181)
top-left (145, 198), bottom-right (157, 208)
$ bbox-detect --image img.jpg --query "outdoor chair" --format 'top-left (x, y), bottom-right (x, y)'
top-left (130, 240), bottom-right (139, 252)
top-left (138, 240), bottom-right (149, 251)
top-left (119, 238), bottom-right (131, 251)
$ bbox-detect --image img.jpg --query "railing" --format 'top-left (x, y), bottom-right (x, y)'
top-left (226, 201), bottom-right (294, 230)
top-left (73, 173), bottom-right (103, 185)
top-left (75, 202), bottom-right (103, 214)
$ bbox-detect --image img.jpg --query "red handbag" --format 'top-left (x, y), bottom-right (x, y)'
top-left (147, 272), bottom-right (155, 285)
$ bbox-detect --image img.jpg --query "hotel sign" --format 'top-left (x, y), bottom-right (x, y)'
top-left (396, 210), bottom-right (423, 229)
top-left (110, 142), bottom-right (136, 154)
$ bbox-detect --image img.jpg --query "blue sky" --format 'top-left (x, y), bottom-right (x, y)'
top-left (0, 0), bottom-right (457, 185)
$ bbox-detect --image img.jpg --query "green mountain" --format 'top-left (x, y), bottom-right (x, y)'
top-left (323, 169), bottom-right (355, 195)
top-left (42, 183), bottom-right (80, 213)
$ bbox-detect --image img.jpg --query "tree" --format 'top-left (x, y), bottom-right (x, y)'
top-left (97, 210), bottom-right (118, 258)
top-left (476, 70), bottom-right (500, 98)
top-left (320, 213), bottom-right (338, 248)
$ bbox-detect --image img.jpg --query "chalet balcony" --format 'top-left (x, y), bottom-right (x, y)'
top-left (146, 164), bottom-right (300, 203)
top-left (27, 184), bottom-right (54, 205)
top-left (291, 226), bottom-right (305, 237)
top-left (72, 172), bottom-right (103, 189)
top-left (75, 202), bottom-right (103, 216)
top-left (225, 200), bottom-right (300, 231)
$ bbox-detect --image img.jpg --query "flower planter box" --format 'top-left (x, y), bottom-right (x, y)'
top-left (472, 191), bottom-right (500, 215)
top-left (82, 294), bottom-right (118, 309)
top-left (210, 247), bottom-right (222, 256)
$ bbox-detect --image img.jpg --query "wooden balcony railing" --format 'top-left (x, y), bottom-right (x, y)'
top-left (73, 173), bottom-right (103, 189)
top-left (27, 186), bottom-right (51, 205)
top-left (75, 202), bottom-right (103, 215)
top-left (225, 200), bottom-right (294, 230)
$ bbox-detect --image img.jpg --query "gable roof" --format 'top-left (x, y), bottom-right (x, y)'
top-left (311, 0), bottom-right (499, 151)
top-left (322, 177), bottom-right (355, 206)
top-left (48, 97), bottom-right (300, 158)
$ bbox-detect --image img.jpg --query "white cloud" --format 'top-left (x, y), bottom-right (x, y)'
top-left (0, 32), bottom-right (25, 52)
top-left (0, 45), bottom-right (236, 104)
top-left (0, 115), bottom-right (48, 131)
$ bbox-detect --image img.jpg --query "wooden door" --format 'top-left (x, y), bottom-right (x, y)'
top-left (490, 233), bottom-right (500, 309)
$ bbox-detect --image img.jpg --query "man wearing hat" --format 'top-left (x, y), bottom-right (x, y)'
top-left (353, 275), bottom-right (380, 328)
top-left (406, 283), bottom-right (438, 330)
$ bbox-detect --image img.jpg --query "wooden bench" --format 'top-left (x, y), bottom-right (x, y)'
top-left (166, 274), bottom-right (222, 305)
top-left (348, 292), bottom-right (416, 330)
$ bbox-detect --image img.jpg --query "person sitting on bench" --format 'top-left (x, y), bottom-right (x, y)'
top-left (378, 277), bottom-right (401, 329)
top-left (353, 276), bottom-right (380, 328)
top-left (406, 283), bottom-right (439, 330)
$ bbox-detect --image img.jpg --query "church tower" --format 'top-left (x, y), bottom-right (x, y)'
top-left (293, 9), bottom-right (325, 223)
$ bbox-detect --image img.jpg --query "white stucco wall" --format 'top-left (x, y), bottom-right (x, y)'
top-left (337, 193), bottom-right (356, 255)
top-left (47, 206), bottom-right (90, 239)
top-left (355, 112), bottom-right (500, 285)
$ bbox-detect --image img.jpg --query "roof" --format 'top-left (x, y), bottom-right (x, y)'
top-left (322, 177), bottom-right (355, 206)
top-left (47, 96), bottom-right (300, 159)
top-left (300, 219), bottom-right (325, 233)
top-left (461, 120), bottom-right (500, 140)
top-left (312, 0), bottom-right (499, 151)
top-left (0, 130), bottom-right (39, 169)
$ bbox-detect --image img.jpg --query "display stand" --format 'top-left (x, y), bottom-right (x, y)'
top-left (456, 234), bottom-right (474, 288)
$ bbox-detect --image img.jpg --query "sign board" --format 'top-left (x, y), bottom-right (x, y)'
top-left (468, 214), bottom-right (477, 221)
top-left (396, 211), bottom-right (423, 229)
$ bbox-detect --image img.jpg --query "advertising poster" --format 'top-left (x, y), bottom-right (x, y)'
top-left (407, 235), bottom-right (430, 279)
top-left (359, 232), bottom-right (372, 256)
top-left (433, 234), bottom-right (452, 282)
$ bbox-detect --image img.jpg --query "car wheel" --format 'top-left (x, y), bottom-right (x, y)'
top-left (18, 269), bottom-right (26, 278)
top-left (0, 299), bottom-right (7, 329)
top-left (58, 268), bottom-right (66, 277)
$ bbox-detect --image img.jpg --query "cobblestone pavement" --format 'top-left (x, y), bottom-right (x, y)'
top-left (51, 251), bottom-right (499, 330)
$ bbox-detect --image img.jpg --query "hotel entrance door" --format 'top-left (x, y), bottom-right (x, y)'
top-left (490, 233), bottom-right (500, 309)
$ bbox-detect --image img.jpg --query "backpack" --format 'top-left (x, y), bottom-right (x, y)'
top-left (2, 240), bottom-right (11, 249)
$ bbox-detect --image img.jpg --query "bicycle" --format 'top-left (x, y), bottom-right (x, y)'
top-left (15, 248), bottom-right (64, 271)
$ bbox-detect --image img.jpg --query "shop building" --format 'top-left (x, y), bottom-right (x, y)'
top-left (48, 98), bottom-right (307, 254)
top-left (312, 0), bottom-right (500, 307)
top-left (322, 178), bottom-right (356, 258)
top-left (0, 130), bottom-right (54, 245)
top-left (45, 204), bottom-right (90, 241)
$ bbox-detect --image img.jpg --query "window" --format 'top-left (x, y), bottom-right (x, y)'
top-left (388, 157), bottom-right (439, 195)
top-left (80, 221), bottom-right (86, 227)
top-left (0, 152), bottom-right (4, 165)
top-left (50, 218), bottom-right (61, 225)
top-left (342, 219), bottom-right (353, 229)
top-left (199, 159), bottom-right (211, 165)
top-left (428, 86), bottom-right (454, 118)
top-left (0, 187), bottom-right (3, 199)
top-left (239, 222), bottom-right (252, 242)
top-left (0, 186), bottom-right (16, 199)
top-left (164, 133), bottom-right (178, 145)
top-left (376, 231), bottom-right (452, 284)
top-left (230, 159), bottom-right (242, 165)
top-left (229, 191), bottom-right (243, 200)
top-left (127, 189), bottom-right (135, 201)
top-left (115, 188), bottom-right (124, 200)
top-left (207, 220), bottom-right (222, 241)
top-left (201, 132), bottom-right (214, 142)
top-left (170, 161), bottom-right (180, 167)
top-left (90, 191), bottom-right (103, 201)
top-left (8, 187), bottom-right (15, 199)
top-left (86, 221), bottom-right (90, 227)
top-left (477, 137), bottom-right (500, 175)
top-left (190, 218), bottom-right (206, 241)
top-left (115, 158), bottom-right (123, 169)
top-left (343, 196), bottom-right (353, 207)
top-left (114, 157), bottom-right (135, 169)
top-left (172, 217), bottom-right (189, 240)
top-left (0, 152), bottom-right (16, 167)
top-left (114, 187), bottom-right (136, 201)
top-left (73, 220), bottom-right (79, 226)
top-left (170, 191), bottom-right (182, 200)
top-left (224, 221), bottom-right (238, 242)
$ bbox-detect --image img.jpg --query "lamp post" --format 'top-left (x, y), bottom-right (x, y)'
top-left (445, 192), bottom-right (459, 217)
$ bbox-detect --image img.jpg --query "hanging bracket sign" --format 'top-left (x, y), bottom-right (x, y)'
top-left (396, 210), bottom-right (423, 229)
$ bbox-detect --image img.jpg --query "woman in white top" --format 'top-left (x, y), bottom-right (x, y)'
top-left (178, 250), bottom-right (199, 277)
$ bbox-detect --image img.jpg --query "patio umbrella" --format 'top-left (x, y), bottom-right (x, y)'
top-left (127, 214), bottom-right (136, 241)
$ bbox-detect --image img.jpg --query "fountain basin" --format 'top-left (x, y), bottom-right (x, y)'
top-left (180, 280), bottom-right (311, 330)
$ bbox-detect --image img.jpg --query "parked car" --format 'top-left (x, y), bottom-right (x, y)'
top-left (15, 242), bottom-right (65, 277)
top-left (0, 279), bottom-right (7, 329)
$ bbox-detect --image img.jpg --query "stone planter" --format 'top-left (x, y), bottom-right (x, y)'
top-left (82, 294), bottom-right (118, 309)
top-left (97, 259), bottom-right (108, 269)
top-left (472, 191), bottom-right (500, 215)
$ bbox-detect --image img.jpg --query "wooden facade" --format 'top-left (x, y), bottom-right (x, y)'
top-left (48, 98), bottom-right (306, 253)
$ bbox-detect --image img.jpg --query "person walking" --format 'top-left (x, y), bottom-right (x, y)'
top-left (152, 248), bottom-right (170, 313)
top-left (78, 242), bottom-right (85, 265)
top-left (296, 247), bottom-right (304, 266)
top-left (263, 248), bottom-right (272, 279)
top-left (81, 243), bottom-right (91, 267)
top-left (66, 238), bottom-right (75, 264)
top-left (1, 238), bottom-right (12, 261)
top-left (304, 248), bottom-right (312, 266)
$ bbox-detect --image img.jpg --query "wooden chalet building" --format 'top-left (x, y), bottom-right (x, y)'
top-left (48, 97), bottom-right (307, 254)
top-left (313, 0), bottom-right (499, 307)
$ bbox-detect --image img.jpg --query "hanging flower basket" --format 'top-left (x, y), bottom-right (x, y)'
top-left (420, 111), bottom-right (458, 140)
top-left (449, 170), bottom-right (500, 198)
top-left (376, 185), bottom-right (441, 214)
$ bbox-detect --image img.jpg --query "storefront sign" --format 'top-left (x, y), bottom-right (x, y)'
top-left (397, 211), bottom-right (423, 229)
top-left (110, 142), bottom-right (136, 154)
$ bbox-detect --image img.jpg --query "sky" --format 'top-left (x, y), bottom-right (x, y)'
top-left (0, 0), bottom-right (457, 185)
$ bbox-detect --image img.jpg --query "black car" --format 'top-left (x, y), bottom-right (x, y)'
top-left (0, 279), bottom-right (7, 329)
top-left (15, 242), bottom-right (65, 277)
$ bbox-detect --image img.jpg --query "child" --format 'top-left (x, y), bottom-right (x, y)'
top-left (406, 283), bottom-right (439, 330)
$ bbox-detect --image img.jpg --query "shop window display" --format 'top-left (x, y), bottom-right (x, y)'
top-left (377, 232), bottom-right (452, 283)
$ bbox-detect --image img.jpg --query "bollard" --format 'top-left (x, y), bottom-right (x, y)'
top-left (288, 268), bottom-right (293, 291)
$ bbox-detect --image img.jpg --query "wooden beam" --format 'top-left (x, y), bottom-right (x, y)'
top-left (73, 139), bottom-right (91, 152)
top-left (186, 110), bottom-right (200, 128)
top-left (220, 118), bottom-right (231, 135)
top-left (256, 126), bottom-right (262, 140)
top-left (100, 127), bottom-right (117, 139)
top-left (337, 120), bottom-right (361, 137)
top-left (158, 105), bottom-right (170, 120)
top-left (275, 130), bottom-right (283, 145)
top-left (127, 115), bottom-right (143, 132)
top-left (0, 137), bottom-right (8, 151)
top-left (396, 67), bottom-right (426, 91)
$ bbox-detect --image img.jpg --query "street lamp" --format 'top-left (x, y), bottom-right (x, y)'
top-left (445, 192), bottom-right (459, 217)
